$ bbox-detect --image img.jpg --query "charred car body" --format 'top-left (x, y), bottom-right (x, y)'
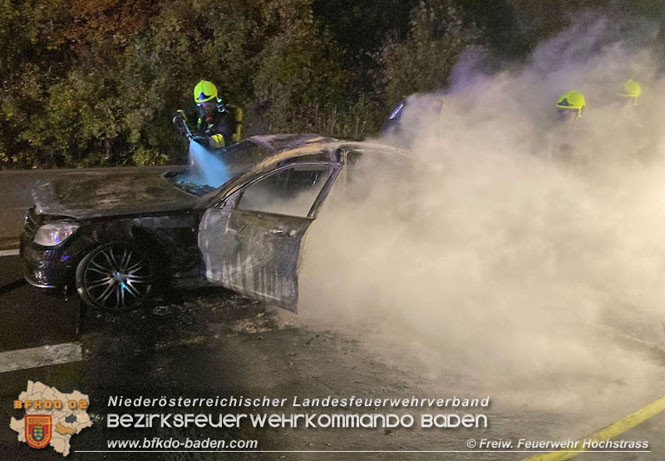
top-left (20, 134), bottom-right (410, 312)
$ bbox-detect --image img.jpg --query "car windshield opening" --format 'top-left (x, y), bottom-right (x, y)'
top-left (167, 140), bottom-right (271, 196)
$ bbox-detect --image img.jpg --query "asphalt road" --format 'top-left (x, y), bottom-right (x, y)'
top-left (1, 250), bottom-right (665, 460)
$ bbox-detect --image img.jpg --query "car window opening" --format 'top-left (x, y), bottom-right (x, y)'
top-left (237, 166), bottom-right (333, 218)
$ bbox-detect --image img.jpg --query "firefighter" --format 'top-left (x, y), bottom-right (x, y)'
top-left (173, 80), bottom-right (243, 149)
top-left (615, 79), bottom-right (643, 128)
top-left (555, 89), bottom-right (586, 122)
top-left (617, 78), bottom-right (641, 105)
top-left (549, 90), bottom-right (587, 162)
top-left (614, 79), bottom-right (650, 159)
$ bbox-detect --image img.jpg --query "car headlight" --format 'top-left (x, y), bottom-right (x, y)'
top-left (33, 223), bottom-right (79, 246)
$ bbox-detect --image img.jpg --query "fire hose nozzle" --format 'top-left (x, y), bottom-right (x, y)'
top-left (172, 113), bottom-right (193, 139)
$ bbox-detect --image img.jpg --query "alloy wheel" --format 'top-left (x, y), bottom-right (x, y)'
top-left (82, 246), bottom-right (154, 310)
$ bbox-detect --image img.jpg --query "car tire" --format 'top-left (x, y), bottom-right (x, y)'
top-left (75, 242), bottom-right (158, 312)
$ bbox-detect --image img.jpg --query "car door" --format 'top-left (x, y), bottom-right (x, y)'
top-left (198, 163), bottom-right (340, 311)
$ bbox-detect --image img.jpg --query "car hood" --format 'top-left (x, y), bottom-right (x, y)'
top-left (32, 168), bottom-right (197, 219)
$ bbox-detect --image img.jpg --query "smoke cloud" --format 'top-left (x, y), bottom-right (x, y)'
top-left (297, 16), bottom-right (665, 410)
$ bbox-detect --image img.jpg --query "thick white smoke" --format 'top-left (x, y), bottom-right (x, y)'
top-left (297, 17), bottom-right (665, 409)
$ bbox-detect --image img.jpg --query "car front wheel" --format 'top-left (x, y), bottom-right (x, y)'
top-left (75, 242), bottom-right (157, 311)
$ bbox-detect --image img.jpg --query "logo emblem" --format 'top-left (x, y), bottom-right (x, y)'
top-left (25, 415), bottom-right (52, 449)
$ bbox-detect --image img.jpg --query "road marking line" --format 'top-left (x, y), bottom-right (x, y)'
top-left (523, 394), bottom-right (665, 460)
top-left (0, 249), bottom-right (19, 257)
top-left (0, 343), bottom-right (83, 374)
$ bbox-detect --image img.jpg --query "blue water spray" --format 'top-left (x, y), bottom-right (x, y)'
top-left (181, 140), bottom-right (230, 188)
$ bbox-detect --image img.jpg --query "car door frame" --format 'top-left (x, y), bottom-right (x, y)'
top-left (198, 160), bottom-right (343, 310)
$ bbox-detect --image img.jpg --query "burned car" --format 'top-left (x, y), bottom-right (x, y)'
top-left (20, 134), bottom-right (410, 312)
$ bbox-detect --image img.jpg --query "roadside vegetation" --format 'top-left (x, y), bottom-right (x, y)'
top-left (1, 0), bottom-right (663, 168)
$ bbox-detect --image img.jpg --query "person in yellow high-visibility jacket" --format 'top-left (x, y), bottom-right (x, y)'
top-left (545, 90), bottom-right (589, 164)
top-left (173, 80), bottom-right (243, 149)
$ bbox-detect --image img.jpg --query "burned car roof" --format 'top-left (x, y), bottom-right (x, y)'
top-left (168, 134), bottom-right (340, 196)
top-left (250, 134), bottom-right (338, 151)
top-left (198, 139), bottom-right (411, 207)
top-left (216, 134), bottom-right (339, 174)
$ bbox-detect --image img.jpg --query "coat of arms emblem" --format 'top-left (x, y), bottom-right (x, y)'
top-left (25, 415), bottom-right (52, 449)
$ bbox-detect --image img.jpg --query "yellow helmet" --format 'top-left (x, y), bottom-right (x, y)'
top-left (556, 90), bottom-right (586, 117)
top-left (193, 80), bottom-right (218, 103)
top-left (618, 79), bottom-right (641, 100)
